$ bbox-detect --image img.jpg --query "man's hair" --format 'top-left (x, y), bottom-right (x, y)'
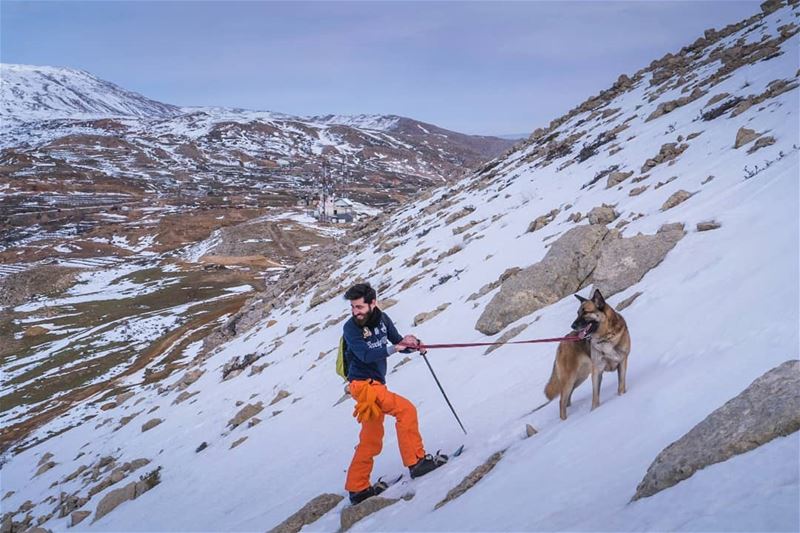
top-left (344, 282), bottom-right (376, 303)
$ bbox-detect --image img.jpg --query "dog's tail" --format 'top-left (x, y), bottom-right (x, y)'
top-left (544, 359), bottom-right (560, 400)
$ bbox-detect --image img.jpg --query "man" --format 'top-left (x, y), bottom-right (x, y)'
top-left (342, 282), bottom-right (447, 505)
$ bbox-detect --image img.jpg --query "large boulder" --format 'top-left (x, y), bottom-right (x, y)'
top-left (632, 360), bottom-right (800, 501)
top-left (592, 223), bottom-right (685, 297)
top-left (268, 493), bottom-right (343, 533)
top-left (476, 225), bottom-right (615, 335)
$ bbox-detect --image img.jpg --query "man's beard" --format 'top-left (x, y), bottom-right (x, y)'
top-left (354, 307), bottom-right (381, 327)
top-left (354, 308), bottom-right (373, 327)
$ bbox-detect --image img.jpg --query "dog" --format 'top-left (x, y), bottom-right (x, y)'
top-left (544, 289), bottom-right (631, 420)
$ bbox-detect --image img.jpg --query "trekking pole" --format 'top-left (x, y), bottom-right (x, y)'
top-left (419, 348), bottom-right (468, 435)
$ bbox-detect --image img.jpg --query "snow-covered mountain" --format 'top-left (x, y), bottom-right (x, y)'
top-left (0, 64), bottom-right (181, 121)
top-left (2, 2), bottom-right (798, 532)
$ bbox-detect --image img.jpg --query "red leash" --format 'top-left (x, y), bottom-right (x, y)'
top-left (417, 329), bottom-right (588, 351)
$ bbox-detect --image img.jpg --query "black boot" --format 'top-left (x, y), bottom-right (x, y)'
top-left (349, 478), bottom-right (389, 505)
top-left (408, 451), bottom-right (448, 479)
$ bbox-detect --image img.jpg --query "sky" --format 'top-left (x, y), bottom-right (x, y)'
top-left (1, 1), bottom-right (762, 136)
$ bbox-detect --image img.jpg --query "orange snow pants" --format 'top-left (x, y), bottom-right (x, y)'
top-left (345, 379), bottom-right (426, 492)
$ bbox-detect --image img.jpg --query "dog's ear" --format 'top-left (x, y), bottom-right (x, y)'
top-left (574, 294), bottom-right (588, 303)
top-left (592, 289), bottom-right (606, 310)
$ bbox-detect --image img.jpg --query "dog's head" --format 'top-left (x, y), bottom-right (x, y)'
top-left (571, 289), bottom-right (608, 338)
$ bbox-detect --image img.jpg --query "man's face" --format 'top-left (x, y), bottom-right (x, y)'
top-left (350, 297), bottom-right (376, 326)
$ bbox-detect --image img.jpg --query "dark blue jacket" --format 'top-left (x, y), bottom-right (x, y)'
top-left (343, 309), bottom-right (406, 383)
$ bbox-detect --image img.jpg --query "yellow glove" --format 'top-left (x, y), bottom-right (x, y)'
top-left (352, 383), bottom-right (381, 423)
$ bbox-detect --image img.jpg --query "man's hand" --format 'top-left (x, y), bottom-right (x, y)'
top-left (396, 335), bottom-right (420, 351)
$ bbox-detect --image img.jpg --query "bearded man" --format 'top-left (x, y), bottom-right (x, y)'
top-left (341, 282), bottom-right (447, 505)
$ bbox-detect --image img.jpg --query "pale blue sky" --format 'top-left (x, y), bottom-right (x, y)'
top-left (1, 1), bottom-right (759, 135)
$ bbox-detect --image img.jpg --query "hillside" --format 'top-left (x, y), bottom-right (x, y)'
top-left (1, 2), bottom-right (798, 532)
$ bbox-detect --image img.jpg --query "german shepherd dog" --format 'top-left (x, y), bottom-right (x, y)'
top-left (544, 289), bottom-right (631, 420)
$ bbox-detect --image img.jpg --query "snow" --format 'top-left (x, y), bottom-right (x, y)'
top-left (2, 5), bottom-right (799, 533)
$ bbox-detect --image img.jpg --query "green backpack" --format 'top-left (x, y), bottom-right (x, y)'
top-left (335, 336), bottom-right (349, 381)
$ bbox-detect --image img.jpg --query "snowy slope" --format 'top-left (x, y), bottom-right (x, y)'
top-left (2, 3), bottom-right (798, 532)
top-left (0, 64), bottom-right (180, 121)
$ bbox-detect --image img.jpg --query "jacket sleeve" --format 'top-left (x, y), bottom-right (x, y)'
top-left (384, 315), bottom-right (413, 354)
top-left (343, 323), bottom-right (393, 363)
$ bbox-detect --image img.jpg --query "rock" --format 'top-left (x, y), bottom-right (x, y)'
top-left (527, 209), bottom-right (560, 232)
top-left (34, 461), bottom-right (56, 477)
top-left (23, 325), bottom-right (49, 337)
top-left (70, 511), bottom-right (91, 527)
top-left (525, 424), bottom-right (538, 438)
top-left (340, 496), bottom-right (400, 532)
top-left (629, 185), bottom-right (648, 197)
top-left (484, 324), bottom-right (528, 355)
top-left (413, 303), bottom-right (451, 326)
top-left (376, 254), bottom-right (393, 268)
top-left (230, 437), bottom-right (248, 449)
top-left (661, 190), bottom-right (693, 211)
top-left (93, 482), bottom-right (136, 522)
top-left (587, 205), bottom-right (619, 225)
top-left (434, 451), bottom-right (505, 509)
top-left (37, 453), bottom-right (54, 466)
top-left (606, 171), bottom-right (633, 188)
top-left (100, 402), bottom-right (117, 411)
top-left (592, 224), bottom-right (684, 297)
top-left (476, 225), bottom-right (615, 335)
top-left (697, 220), bottom-right (722, 232)
top-left (268, 493), bottom-right (344, 533)
top-left (633, 360), bottom-right (800, 501)
top-left (269, 390), bottom-right (291, 406)
top-left (116, 391), bottom-right (135, 405)
top-left (57, 492), bottom-right (88, 518)
top-left (734, 127), bottom-right (759, 148)
top-left (141, 418), bottom-right (162, 432)
top-left (616, 291), bottom-right (643, 311)
top-left (173, 391), bottom-right (200, 405)
top-left (227, 402), bottom-right (264, 428)
top-left (747, 135), bottom-right (776, 154)
top-left (173, 369), bottom-right (204, 391)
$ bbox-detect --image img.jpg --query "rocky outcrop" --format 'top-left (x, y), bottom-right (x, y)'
top-left (413, 303), bottom-right (451, 326)
top-left (140, 418), bottom-right (162, 432)
top-left (434, 450), bottom-right (506, 509)
top-left (640, 142), bottom-right (689, 173)
top-left (527, 209), bottom-right (560, 232)
top-left (606, 171), bottom-right (633, 188)
top-left (660, 190), bottom-right (694, 211)
top-left (587, 205), bottom-right (619, 225)
top-left (227, 402), bottom-right (264, 429)
top-left (485, 324), bottom-right (529, 355)
top-left (93, 480), bottom-right (153, 523)
top-left (340, 496), bottom-right (401, 532)
top-left (632, 360), bottom-right (800, 501)
top-left (734, 127), bottom-right (760, 148)
top-left (477, 221), bottom-right (687, 334)
top-left (268, 493), bottom-right (344, 533)
top-left (476, 225), bottom-right (614, 335)
top-left (592, 224), bottom-right (685, 297)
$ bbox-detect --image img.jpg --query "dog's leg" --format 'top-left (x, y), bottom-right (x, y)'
top-left (559, 375), bottom-right (577, 420)
top-left (591, 365), bottom-right (603, 411)
top-left (617, 356), bottom-right (628, 395)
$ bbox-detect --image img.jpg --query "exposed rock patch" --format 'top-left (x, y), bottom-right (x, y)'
top-left (227, 402), bottom-right (264, 429)
top-left (734, 127), bottom-right (760, 148)
top-left (592, 224), bottom-right (685, 297)
top-left (633, 360), bottom-right (800, 501)
top-left (661, 190), bottom-right (694, 211)
top-left (413, 303), bottom-right (451, 326)
top-left (476, 225), bottom-right (614, 335)
top-left (484, 324), bottom-right (529, 355)
top-left (435, 450), bottom-right (506, 509)
top-left (268, 493), bottom-right (344, 533)
top-left (340, 496), bottom-right (401, 532)
top-left (587, 205), bottom-right (619, 225)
